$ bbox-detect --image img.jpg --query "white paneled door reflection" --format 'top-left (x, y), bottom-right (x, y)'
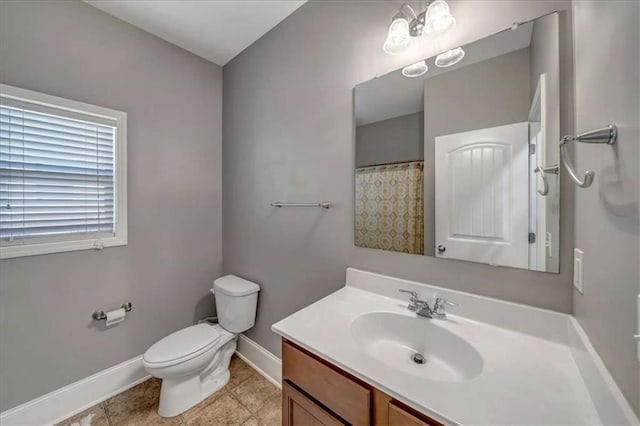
top-left (435, 122), bottom-right (529, 268)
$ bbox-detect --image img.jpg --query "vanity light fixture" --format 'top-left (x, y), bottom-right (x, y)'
top-left (383, 1), bottom-right (456, 55)
top-left (383, 15), bottom-right (412, 55)
top-left (435, 47), bottom-right (465, 67)
top-left (423, 0), bottom-right (456, 38)
top-left (402, 60), bottom-right (428, 77)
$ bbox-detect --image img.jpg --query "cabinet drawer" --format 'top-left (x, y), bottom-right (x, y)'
top-left (283, 381), bottom-right (344, 426)
top-left (388, 402), bottom-right (431, 426)
top-left (282, 340), bottom-right (371, 425)
top-left (374, 389), bottom-right (443, 426)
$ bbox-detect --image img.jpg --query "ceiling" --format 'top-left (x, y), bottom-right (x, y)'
top-left (355, 21), bottom-right (534, 126)
top-left (84, 0), bottom-right (307, 66)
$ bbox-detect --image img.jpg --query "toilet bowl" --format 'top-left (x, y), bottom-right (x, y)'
top-left (143, 275), bottom-right (260, 418)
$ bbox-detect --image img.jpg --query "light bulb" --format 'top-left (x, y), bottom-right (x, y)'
top-left (423, 0), bottom-right (456, 39)
top-left (435, 47), bottom-right (465, 67)
top-left (383, 17), bottom-right (412, 55)
top-left (402, 60), bottom-right (428, 77)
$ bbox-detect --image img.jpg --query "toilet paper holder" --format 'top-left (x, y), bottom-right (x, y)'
top-left (92, 302), bottom-right (132, 321)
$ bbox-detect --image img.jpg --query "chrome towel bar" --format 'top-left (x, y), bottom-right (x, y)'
top-left (270, 201), bottom-right (332, 209)
top-left (560, 124), bottom-right (617, 188)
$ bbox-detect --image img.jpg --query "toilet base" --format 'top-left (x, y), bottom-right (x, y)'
top-left (157, 338), bottom-right (237, 418)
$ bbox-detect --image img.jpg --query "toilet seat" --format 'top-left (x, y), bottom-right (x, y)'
top-left (143, 323), bottom-right (233, 368)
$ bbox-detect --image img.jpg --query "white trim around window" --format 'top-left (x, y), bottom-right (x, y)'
top-left (0, 84), bottom-right (127, 259)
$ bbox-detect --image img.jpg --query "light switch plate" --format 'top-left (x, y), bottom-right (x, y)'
top-left (573, 248), bottom-right (584, 294)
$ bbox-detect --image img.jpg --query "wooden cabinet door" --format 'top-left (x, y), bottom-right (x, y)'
top-left (388, 402), bottom-right (431, 426)
top-left (283, 381), bottom-right (344, 426)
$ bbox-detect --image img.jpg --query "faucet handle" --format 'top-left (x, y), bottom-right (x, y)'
top-left (399, 289), bottom-right (424, 313)
top-left (435, 297), bottom-right (457, 308)
top-left (433, 297), bottom-right (457, 319)
top-left (399, 289), bottom-right (418, 302)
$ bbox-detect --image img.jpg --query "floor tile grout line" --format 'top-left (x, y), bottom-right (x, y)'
top-left (182, 379), bottom-right (245, 424)
top-left (167, 359), bottom-right (259, 423)
top-left (189, 391), bottom-right (253, 426)
top-left (227, 391), bottom-right (256, 417)
top-left (182, 367), bottom-right (258, 424)
top-left (100, 402), bottom-right (113, 426)
top-left (228, 382), bottom-right (281, 421)
top-left (253, 389), bottom-right (281, 418)
top-left (228, 369), bottom-right (259, 392)
top-left (228, 373), bottom-right (279, 416)
top-left (255, 391), bottom-right (282, 424)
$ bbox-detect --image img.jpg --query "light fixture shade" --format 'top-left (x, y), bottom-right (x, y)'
top-left (402, 60), bottom-right (428, 77)
top-left (435, 47), bottom-right (465, 67)
top-left (423, 0), bottom-right (456, 38)
top-left (383, 17), bottom-right (412, 55)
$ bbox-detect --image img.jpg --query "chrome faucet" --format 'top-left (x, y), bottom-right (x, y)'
top-left (399, 290), bottom-right (457, 320)
top-left (399, 289), bottom-right (434, 318)
top-left (432, 297), bottom-right (458, 320)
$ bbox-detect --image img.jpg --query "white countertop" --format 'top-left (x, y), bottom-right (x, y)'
top-left (272, 270), bottom-right (605, 425)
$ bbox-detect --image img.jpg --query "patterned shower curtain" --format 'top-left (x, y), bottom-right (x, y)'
top-left (355, 161), bottom-right (424, 255)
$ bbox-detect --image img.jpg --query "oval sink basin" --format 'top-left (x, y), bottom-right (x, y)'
top-left (350, 312), bottom-right (483, 382)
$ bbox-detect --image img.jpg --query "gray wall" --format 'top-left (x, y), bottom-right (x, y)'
top-left (0, 1), bottom-right (222, 411)
top-left (573, 0), bottom-right (640, 412)
top-left (223, 0), bottom-right (574, 359)
top-left (423, 47), bottom-right (531, 256)
top-left (355, 112), bottom-right (423, 168)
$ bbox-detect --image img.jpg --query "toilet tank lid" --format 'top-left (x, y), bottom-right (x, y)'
top-left (214, 275), bottom-right (260, 297)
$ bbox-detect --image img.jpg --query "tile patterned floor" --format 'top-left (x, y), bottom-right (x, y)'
top-left (57, 356), bottom-right (281, 426)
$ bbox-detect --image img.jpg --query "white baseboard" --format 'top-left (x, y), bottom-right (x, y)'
top-left (0, 336), bottom-right (281, 425)
top-left (236, 334), bottom-right (282, 389)
top-left (0, 356), bottom-right (149, 426)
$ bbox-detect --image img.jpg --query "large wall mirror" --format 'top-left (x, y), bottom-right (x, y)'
top-left (354, 12), bottom-right (561, 273)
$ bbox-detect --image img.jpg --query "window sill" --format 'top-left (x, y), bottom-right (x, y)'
top-left (0, 236), bottom-right (127, 259)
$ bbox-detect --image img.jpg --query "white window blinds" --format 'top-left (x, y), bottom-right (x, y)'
top-left (0, 104), bottom-right (117, 244)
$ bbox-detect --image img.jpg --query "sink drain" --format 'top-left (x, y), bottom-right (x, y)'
top-left (411, 353), bottom-right (426, 364)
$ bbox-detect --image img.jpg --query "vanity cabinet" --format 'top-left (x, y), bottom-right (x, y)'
top-left (281, 339), bottom-right (442, 426)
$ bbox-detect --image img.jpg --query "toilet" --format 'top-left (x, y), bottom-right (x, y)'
top-left (143, 275), bottom-right (260, 417)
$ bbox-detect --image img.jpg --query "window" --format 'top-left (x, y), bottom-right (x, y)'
top-left (0, 84), bottom-right (127, 259)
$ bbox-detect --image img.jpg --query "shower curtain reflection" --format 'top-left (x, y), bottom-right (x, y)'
top-left (355, 161), bottom-right (424, 255)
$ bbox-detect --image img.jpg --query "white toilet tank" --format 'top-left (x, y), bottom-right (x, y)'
top-left (213, 275), bottom-right (260, 333)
